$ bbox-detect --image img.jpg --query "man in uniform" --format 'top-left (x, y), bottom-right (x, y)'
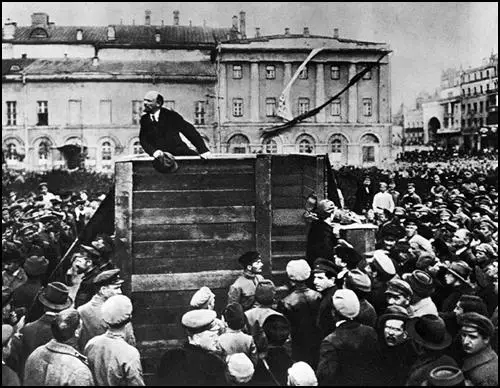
top-left (227, 251), bottom-right (265, 311)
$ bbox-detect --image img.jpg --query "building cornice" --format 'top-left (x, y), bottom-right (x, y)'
top-left (2, 74), bottom-right (216, 83)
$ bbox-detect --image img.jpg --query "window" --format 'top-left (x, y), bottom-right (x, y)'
top-left (30, 28), bottom-right (48, 39)
top-left (362, 146), bottom-right (375, 163)
top-left (101, 141), bottom-right (112, 160)
top-left (363, 98), bottom-right (372, 116)
top-left (194, 101), bottom-right (205, 125)
top-left (473, 102), bottom-right (477, 112)
top-left (6, 143), bottom-right (18, 161)
top-left (76, 29), bottom-right (83, 41)
top-left (330, 100), bottom-right (341, 116)
top-left (467, 103), bottom-right (471, 112)
top-left (298, 139), bottom-right (314, 153)
top-left (298, 98), bottom-right (310, 115)
top-left (461, 104), bottom-right (465, 112)
top-left (132, 100), bottom-right (143, 124)
top-left (99, 100), bottom-right (112, 124)
top-left (233, 65), bottom-right (242, 79)
top-left (480, 85), bottom-right (483, 94)
top-left (133, 141), bottom-right (144, 155)
top-left (265, 98), bottom-right (277, 117)
top-left (486, 70), bottom-right (489, 78)
top-left (228, 134), bottom-right (249, 154)
top-left (330, 139), bottom-right (342, 153)
top-left (165, 100), bottom-right (175, 110)
top-left (38, 142), bottom-right (50, 164)
top-left (266, 65), bottom-right (276, 79)
top-left (107, 26), bottom-right (115, 41)
top-left (468, 88), bottom-right (471, 95)
top-left (155, 32), bottom-right (161, 43)
top-left (330, 65), bottom-right (340, 80)
top-left (6, 101), bottom-right (17, 126)
top-left (473, 87), bottom-right (477, 95)
top-left (362, 69), bottom-right (372, 80)
top-left (68, 100), bottom-right (82, 125)
top-left (479, 102), bottom-right (484, 113)
top-left (479, 118), bottom-right (483, 127)
top-left (298, 66), bottom-right (308, 79)
top-left (37, 101), bottom-right (48, 126)
top-left (233, 98), bottom-right (243, 117)
top-left (263, 139), bottom-right (278, 153)
top-left (486, 83), bottom-right (490, 91)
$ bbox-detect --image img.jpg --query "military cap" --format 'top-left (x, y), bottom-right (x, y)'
top-left (286, 259), bottom-right (311, 282)
top-left (378, 305), bottom-right (410, 329)
top-left (458, 312), bottom-right (494, 338)
top-left (426, 366), bottom-right (466, 387)
top-left (37, 182), bottom-right (48, 189)
top-left (312, 258), bottom-right (338, 277)
top-left (393, 206), bottom-right (406, 216)
top-left (189, 286), bottom-right (215, 309)
top-left (226, 353), bottom-right (255, 384)
top-left (345, 268), bottom-right (372, 293)
top-left (238, 251), bottom-right (261, 268)
top-left (371, 250), bottom-right (396, 276)
top-left (93, 269), bottom-right (124, 288)
top-left (403, 270), bottom-right (435, 298)
top-left (438, 209), bottom-right (453, 218)
top-left (101, 295), bottom-right (133, 326)
top-left (23, 255), bottom-right (49, 277)
top-left (385, 278), bottom-right (413, 299)
top-left (81, 244), bottom-right (101, 258)
top-left (181, 309), bottom-right (217, 334)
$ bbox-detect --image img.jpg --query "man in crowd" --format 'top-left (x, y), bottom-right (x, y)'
top-left (372, 181), bottom-right (395, 215)
top-left (312, 258), bottom-right (339, 340)
top-left (385, 278), bottom-right (413, 313)
top-left (227, 251), bottom-right (265, 311)
top-left (403, 270), bottom-right (439, 317)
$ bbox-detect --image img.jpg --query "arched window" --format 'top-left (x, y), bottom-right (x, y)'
top-left (30, 28), bottom-right (48, 38)
top-left (263, 138), bottom-right (278, 154)
top-left (38, 141), bottom-right (50, 163)
top-left (227, 134), bottom-right (250, 154)
top-left (296, 135), bottom-right (315, 154)
top-left (102, 141), bottom-right (112, 160)
top-left (6, 143), bottom-right (18, 161)
top-left (360, 134), bottom-right (379, 164)
top-left (133, 141), bottom-right (144, 155)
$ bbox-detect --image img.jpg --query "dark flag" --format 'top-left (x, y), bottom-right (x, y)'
top-left (325, 155), bottom-right (341, 208)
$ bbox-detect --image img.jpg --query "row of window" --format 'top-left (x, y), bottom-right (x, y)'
top-left (462, 68), bottom-right (495, 83)
top-left (5, 100), bottom-right (207, 126)
top-left (461, 118), bottom-right (485, 128)
top-left (462, 101), bottom-right (490, 114)
top-left (231, 64), bottom-right (372, 80)
top-left (232, 98), bottom-right (372, 117)
top-left (461, 80), bottom-right (497, 96)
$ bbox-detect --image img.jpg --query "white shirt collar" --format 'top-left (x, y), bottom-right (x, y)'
top-left (151, 110), bottom-right (160, 121)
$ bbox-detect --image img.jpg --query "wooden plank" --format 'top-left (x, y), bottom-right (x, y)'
top-left (272, 224), bottom-right (308, 236)
top-left (134, 158), bottom-right (255, 175)
top-left (315, 155), bottom-right (326, 199)
top-left (272, 185), bottom-right (303, 197)
top-left (134, 305), bottom-right (184, 325)
top-left (131, 270), bottom-right (241, 292)
top-left (133, 189), bottom-right (254, 208)
top-left (272, 240), bottom-right (307, 253)
top-left (271, 155), bottom-right (305, 175)
top-left (114, 161), bottom-right (133, 296)
top-left (133, 206), bottom-right (255, 225)
top-left (272, 196), bottom-right (304, 209)
top-left (272, 208), bottom-right (305, 226)
top-left (133, 239), bottom-right (254, 259)
top-left (133, 256), bottom-right (244, 274)
top-left (132, 288), bottom-right (229, 310)
top-left (134, 222), bottom-right (255, 242)
top-left (255, 155), bottom-right (272, 278)
top-left (271, 173), bottom-right (304, 186)
top-left (134, 323), bottom-right (185, 342)
top-left (134, 173), bottom-right (254, 191)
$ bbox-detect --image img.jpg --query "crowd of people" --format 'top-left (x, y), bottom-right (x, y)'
top-left (2, 155), bottom-right (498, 386)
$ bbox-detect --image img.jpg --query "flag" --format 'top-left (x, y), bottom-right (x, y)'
top-left (277, 48), bottom-right (325, 121)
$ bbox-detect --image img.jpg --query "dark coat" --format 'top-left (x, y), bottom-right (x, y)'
top-left (317, 320), bottom-right (382, 386)
top-left (406, 353), bottom-right (458, 386)
top-left (74, 265), bottom-right (102, 308)
top-left (306, 219), bottom-right (337, 266)
top-left (277, 284), bottom-right (322, 367)
top-left (356, 299), bottom-right (378, 328)
top-left (440, 283), bottom-right (475, 313)
top-left (461, 345), bottom-right (498, 386)
top-left (251, 345), bottom-right (294, 386)
top-left (378, 340), bottom-right (417, 386)
top-left (139, 107), bottom-right (209, 157)
top-left (11, 278), bottom-right (43, 311)
top-left (316, 286), bottom-right (338, 340)
top-left (354, 184), bottom-right (374, 214)
top-left (156, 343), bottom-right (228, 386)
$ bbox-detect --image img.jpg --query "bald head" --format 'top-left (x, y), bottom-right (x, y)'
top-left (143, 90), bottom-right (164, 113)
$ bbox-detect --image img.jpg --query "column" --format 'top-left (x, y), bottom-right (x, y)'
top-left (284, 62), bottom-right (292, 87)
top-left (348, 63), bottom-right (358, 123)
top-left (218, 62), bottom-right (227, 123)
top-left (315, 63), bottom-right (326, 122)
top-left (250, 62), bottom-right (259, 122)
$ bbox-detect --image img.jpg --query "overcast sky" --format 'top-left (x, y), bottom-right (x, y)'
top-left (2, 2), bottom-right (498, 111)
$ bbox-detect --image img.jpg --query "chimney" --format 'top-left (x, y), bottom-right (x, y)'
top-left (92, 56), bottom-right (99, 67)
top-left (145, 10), bottom-right (151, 26)
top-left (173, 10), bottom-right (180, 26)
top-left (3, 19), bottom-right (17, 40)
top-left (161, 20), bottom-right (164, 26)
top-left (189, 20), bottom-right (192, 27)
top-left (303, 27), bottom-right (310, 37)
top-left (284, 27), bottom-right (290, 35)
top-left (255, 27), bottom-right (261, 38)
top-left (31, 12), bottom-right (49, 27)
top-left (239, 11), bottom-right (246, 39)
top-left (333, 28), bottom-right (339, 39)
top-left (232, 15), bottom-right (238, 30)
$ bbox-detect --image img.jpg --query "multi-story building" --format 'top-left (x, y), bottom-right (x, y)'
top-left (2, 10), bottom-right (393, 171)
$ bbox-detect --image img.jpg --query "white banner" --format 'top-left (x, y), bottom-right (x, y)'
top-left (277, 47), bottom-right (324, 121)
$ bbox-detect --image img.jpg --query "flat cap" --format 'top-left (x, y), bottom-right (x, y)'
top-left (23, 255), bottom-right (49, 277)
top-left (286, 259), bottom-right (311, 282)
top-left (458, 312), bottom-right (494, 338)
top-left (312, 258), bottom-right (338, 277)
top-left (332, 289), bottom-right (360, 319)
top-left (238, 251), bottom-right (261, 268)
top-left (101, 294), bottom-right (133, 326)
top-left (403, 270), bottom-right (435, 298)
top-left (378, 305), bottom-right (410, 329)
top-left (372, 250), bottom-right (396, 276)
top-left (287, 361), bottom-right (318, 386)
top-left (385, 278), bottom-right (413, 299)
top-left (80, 244), bottom-right (101, 258)
top-left (93, 269), bottom-right (124, 288)
top-left (182, 309), bottom-right (217, 334)
top-left (189, 286), bottom-right (215, 309)
top-left (345, 268), bottom-right (372, 293)
top-left (226, 353), bottom-right (255, 384)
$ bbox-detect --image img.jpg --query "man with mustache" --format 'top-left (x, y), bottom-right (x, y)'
top-left (377, 305), bottom-right (417, 386)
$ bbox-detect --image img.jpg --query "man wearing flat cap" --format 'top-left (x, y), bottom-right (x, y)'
top-left (403, 270), bottom-right (439, 318)
top-left (385, 278), bottom-right (413, 312)
top-left (77, 269), bottom-right (136, 350)
top-left (312, 258), bottom-right (339, 340)
top-left (306, 199), bottom-right (338, 267)
top-left (277, 259), bottom-right (322, 367)
top-left (156, 309), bottom-right (228, 386)
top-left (227, 251), bottom-right (265, 311)
top-left (458, 312), bottom-right (498, 386)
top-left (139, 90), bottom-right (211, 168)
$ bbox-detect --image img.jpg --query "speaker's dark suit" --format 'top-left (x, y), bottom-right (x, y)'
top-left (139, 108), bottom-right (209, 156)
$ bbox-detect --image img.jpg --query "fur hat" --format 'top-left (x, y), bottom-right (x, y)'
top-left (190, 286), bottom-right (215, 309)
top-left (286, 259), bottom-right (311, 282)
top-left (223, 303), bottom-right (247, 330)
top-left (332, 289), bottom-right (360, 319)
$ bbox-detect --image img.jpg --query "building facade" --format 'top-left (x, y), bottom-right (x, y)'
top-left (3, 11), bottom-right (393, 172)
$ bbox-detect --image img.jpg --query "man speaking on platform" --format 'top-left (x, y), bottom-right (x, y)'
top-left (139, 90), bottom-right (211, 171)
